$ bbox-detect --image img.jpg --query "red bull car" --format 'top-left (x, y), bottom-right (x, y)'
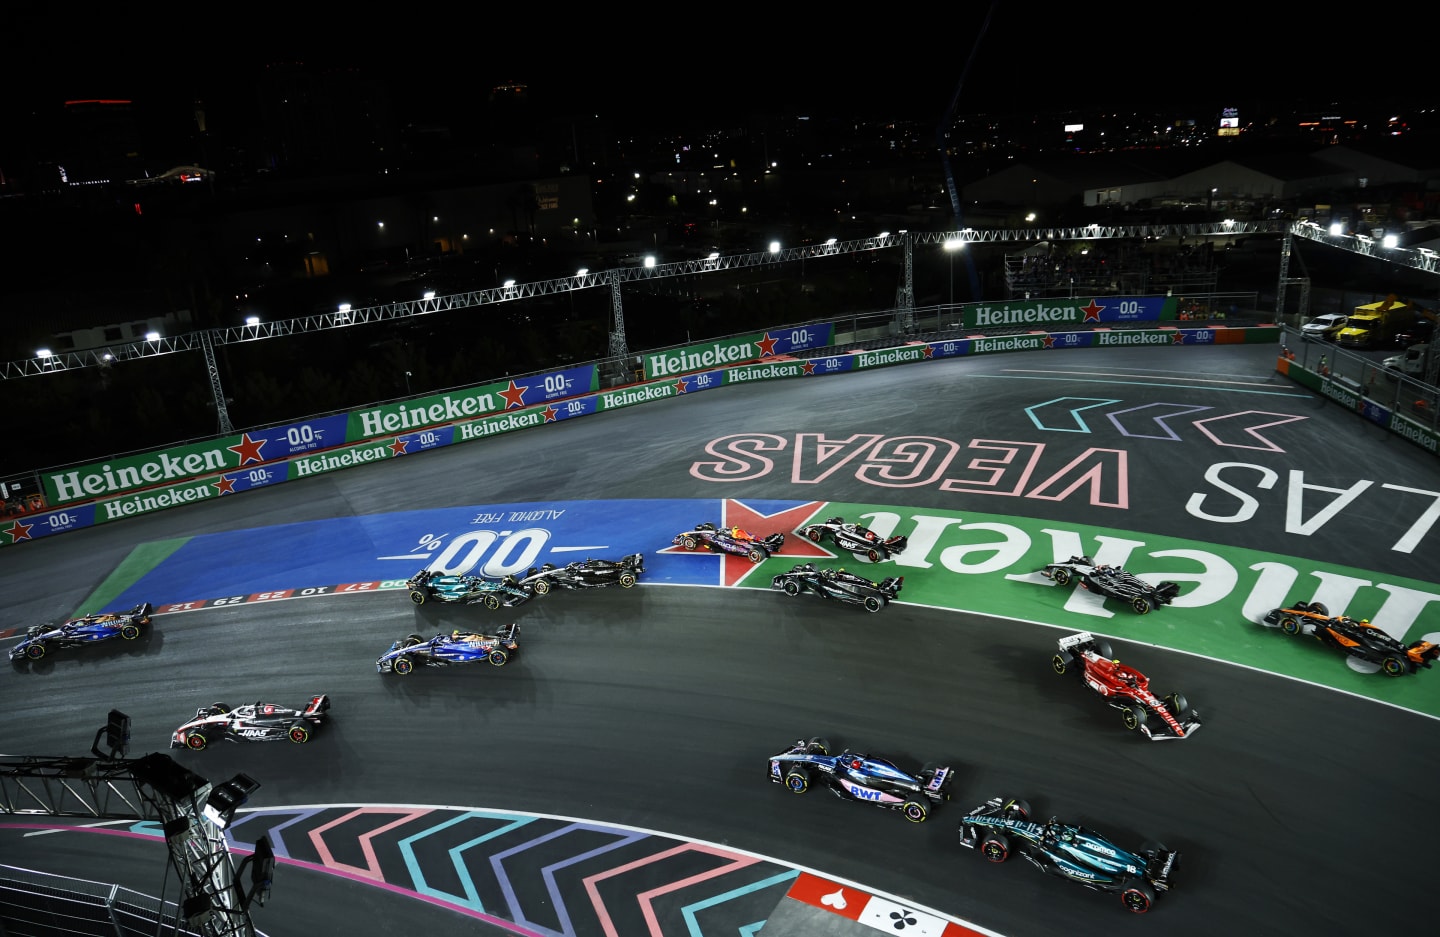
top-left (1262, 600), bottom-right (1439, 676)
top-left (672, 522), bottom-right (784, 563)
top-left (170, 695), bottom-right (330, 751)
top-left (1051, 632), bottom-right (1200, 740)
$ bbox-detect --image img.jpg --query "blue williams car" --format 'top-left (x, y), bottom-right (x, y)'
top-left (376, 624), bottom-right (520, 675)
top-left (767, 737), bottom-right (953, 823)
top-left (9, 603), bottom-right (153, 663)
top-left (958, 795), bottom-right (1179, 914)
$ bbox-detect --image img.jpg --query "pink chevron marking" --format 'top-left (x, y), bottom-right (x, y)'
top-left (582, 842), bottom-right (757, 937)
top-left (309, 807), bottom-right (431, 881)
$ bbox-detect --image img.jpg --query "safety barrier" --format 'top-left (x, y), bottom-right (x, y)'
top-left (0, 864), bottom-right (216, 937)
top-left (0, 309), bottom-right (1278, 550)
top-left (1274, 325), bottom-right (1440, 458)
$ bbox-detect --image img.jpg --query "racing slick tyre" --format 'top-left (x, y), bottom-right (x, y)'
top-left (288, 725), bottom-right (311, 744)
top-left (619, 573), bottom-right (637, 588)
top-left (532, 579), bottom-right (552, 596)
top-left (1305, 601), bottom-right (1329, 616)
top-left (210, 703), bottom-right (231, 714)
top-left (393, 657), bottom-right (415, 676)
top-left (1051, 653), bottom-right (1070, 675)
top-left (901, 796), bottom-right (929, 823)
top-left (864, 596), bottom-right (883, 613)
top-left (483, 595), bottom-right (502, 610)
top-left (120, 624), bottom-right (142, 640)
top-left (866, 548), bottom-right (880, 564)
top-left (805, 737), bottom-right (831, 755)
top-left (1165, 693), bottom-right (1190, 718)
top-left (1009, 798), bottom-right (1032, 819)
top-left (980, 832), bottom-right (1011, 863)
top-left (1381, 656), bottom-right (1407, 677)
top-left (1120, 879), bottom-right (1156, 914)
top-left (784, 766), bottom-right (811, 794)
top-left (409, 590), bottom-right (427, 606)
top-left (1122, 705), bottom-right (1147, 732)
top-left (806, 528), bottom-right (823, 543)
top-left (783, 580), bottom-right (801, 597)
top-left (1279, 616), bottom-right (1303, 636)
top-left (402, 635), bottom-right (425, 648)
top-left (1050, 567), bottom-right (1072, 586)
top-left (1093, 639), bottom-right (1113, 659)
top-left (24, 643), bottom-right (46, 660)
top-left (681, 536), bottom-right (699, 550)
top-left (488, 648), bottom-right (510, 667)
top-left (185, 733), bottom-right (208, 751)
top-left (1131, 595), bottom-right (1155, 615)
top-left (747, 548), bottom-right (765, 563)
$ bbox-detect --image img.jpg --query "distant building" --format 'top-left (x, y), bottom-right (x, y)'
top-left (59, 99), bottom-right (145, 184)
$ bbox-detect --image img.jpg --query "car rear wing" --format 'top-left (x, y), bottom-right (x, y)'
top-left (1057, 632), bottom-right (1095, 651)
top-left (499, 623), bottom-right (520, 644)
top-left (925, 765), bottom-right (952, 793)
top-left (303, 694), bottom-right (330, 716)
top-left (127, 602), bottom-right (154, 620)
top-left (623, 553), bottom-right (645, 571)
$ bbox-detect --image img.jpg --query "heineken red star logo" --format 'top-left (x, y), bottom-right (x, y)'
top-left (389, 437), bottom-right (410, 456)
top-left (1081, 300), bottom-right (1105, 322)
top-left (802, 360), bottom-right (817, 375)
top-left (1043, 334), bottom-right (1056, 348)
top-left (213, 475), bottom-right (237, 495)
top-left (228, 432), bottom-right (267, 466)
top-left (922, 345), bottom-right (935, 358)
top-left (756, 332), bottom-right (779, 357)
top-left (500, 380), bottom-right (529, 409)
top-left (659, 500), bottom-right (831, 586)
top-left (5, 518), bottom-right (34, 542)
top-left (1171, 330), bottom-right (1188, 344)
top-left (542, 405), bottom-right (559, 422)
top-left (673, 378), bottom-right (689, 394)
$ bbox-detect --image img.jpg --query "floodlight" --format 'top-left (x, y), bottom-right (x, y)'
top-left (203, 773), bottom-right (261, 829)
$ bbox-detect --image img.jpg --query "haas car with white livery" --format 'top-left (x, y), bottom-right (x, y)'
top-left (171, 695), bottom-right (331, 751)
top-left (797, 516), bottom-right (908, 562)
top-left (766, 737), bottom-right (953, 823)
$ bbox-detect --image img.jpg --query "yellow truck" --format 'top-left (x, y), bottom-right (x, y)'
top-left (1336, 296), bottom-right (1410, 349)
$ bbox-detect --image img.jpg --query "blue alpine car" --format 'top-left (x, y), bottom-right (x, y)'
top-left (767, 737), bottom-right (953, 823)
top-left (958, 795), bottom-right (1179, 914)
top-left (9, 603), bottom-right (153, 663)
top-left (376, 624), bottom-right (520, 675)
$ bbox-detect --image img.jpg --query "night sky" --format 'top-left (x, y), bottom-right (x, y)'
top-left (4, 4), bottom-right (1428, 140)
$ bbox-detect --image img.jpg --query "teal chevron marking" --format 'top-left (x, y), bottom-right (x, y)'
top-left (681, 869), bottom-right (797, 937)
top-left (1024, 397), bottom-right (1121, 432)
top-left (738, 922), bottom-right (766, 937)
top-left (398, 810), bottom-right (538, 912)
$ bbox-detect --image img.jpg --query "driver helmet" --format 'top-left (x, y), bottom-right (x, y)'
top-left (850, 758), bottom-right (864, 770)
top-left (1061, 829), bottom-right (1075, 843)
top-left (1360, 618), bottom-right (1371, 625)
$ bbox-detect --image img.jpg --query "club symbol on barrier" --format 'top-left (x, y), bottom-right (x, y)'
top-left (888, 908), bottom-right (918, 930)
top-left (820, 889), bottom-right (847, 910)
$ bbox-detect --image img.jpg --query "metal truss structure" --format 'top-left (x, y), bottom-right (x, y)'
top-left (4, 220), bottom-right (1433, 395)
top-left (1, 752), bottom-right (259, 937)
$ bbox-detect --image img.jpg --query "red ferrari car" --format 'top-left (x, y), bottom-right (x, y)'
top-left (1051, 633), bottom-right (1201, 740)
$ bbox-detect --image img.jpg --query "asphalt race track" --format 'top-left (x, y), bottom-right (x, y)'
top-left (3, 344), bottom-right (1438, 937)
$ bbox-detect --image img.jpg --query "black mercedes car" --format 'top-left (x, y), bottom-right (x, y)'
top-left (771, 563), bottom-right (903, 613)
top-left (521, 554), bottom-right (644, 594)
top-left (1039, 555), bottom-right (1181, 615)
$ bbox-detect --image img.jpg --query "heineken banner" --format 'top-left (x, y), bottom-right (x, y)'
top-left (346, 364), bottom-right (598, 439)
top-left (641, 325), bottom-right (835, 381)
top-left (957, 295), bottom-right (1178, 331)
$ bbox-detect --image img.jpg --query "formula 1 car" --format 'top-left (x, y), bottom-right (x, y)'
top-left (767, 737), bottom-right (953, 823)
top-left (958, 795), bottom-right (1179, 914)
top-left (376, 624), bottom-right (520, 675)
top-left (1052, 633), bottom-right (1201, 739)
top-left (522, 554), bottom-right (644, 594)
top-left (672, 522), bottom-right (784, 563)
top-left (8, 603), bottom-right (153, 663)
top-left (406, 569), bottom-right (538, 609)
top-left (798, 516), bottom-right (908, 562)
top-left (1039, 555), bottom-right (1181, 615)
top-left (771, 563), bottom-right (904, 613)
top-left (170, 695), bottom-right (331, 751)
top-left (1262, 600), bottom-right (1440, 676)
